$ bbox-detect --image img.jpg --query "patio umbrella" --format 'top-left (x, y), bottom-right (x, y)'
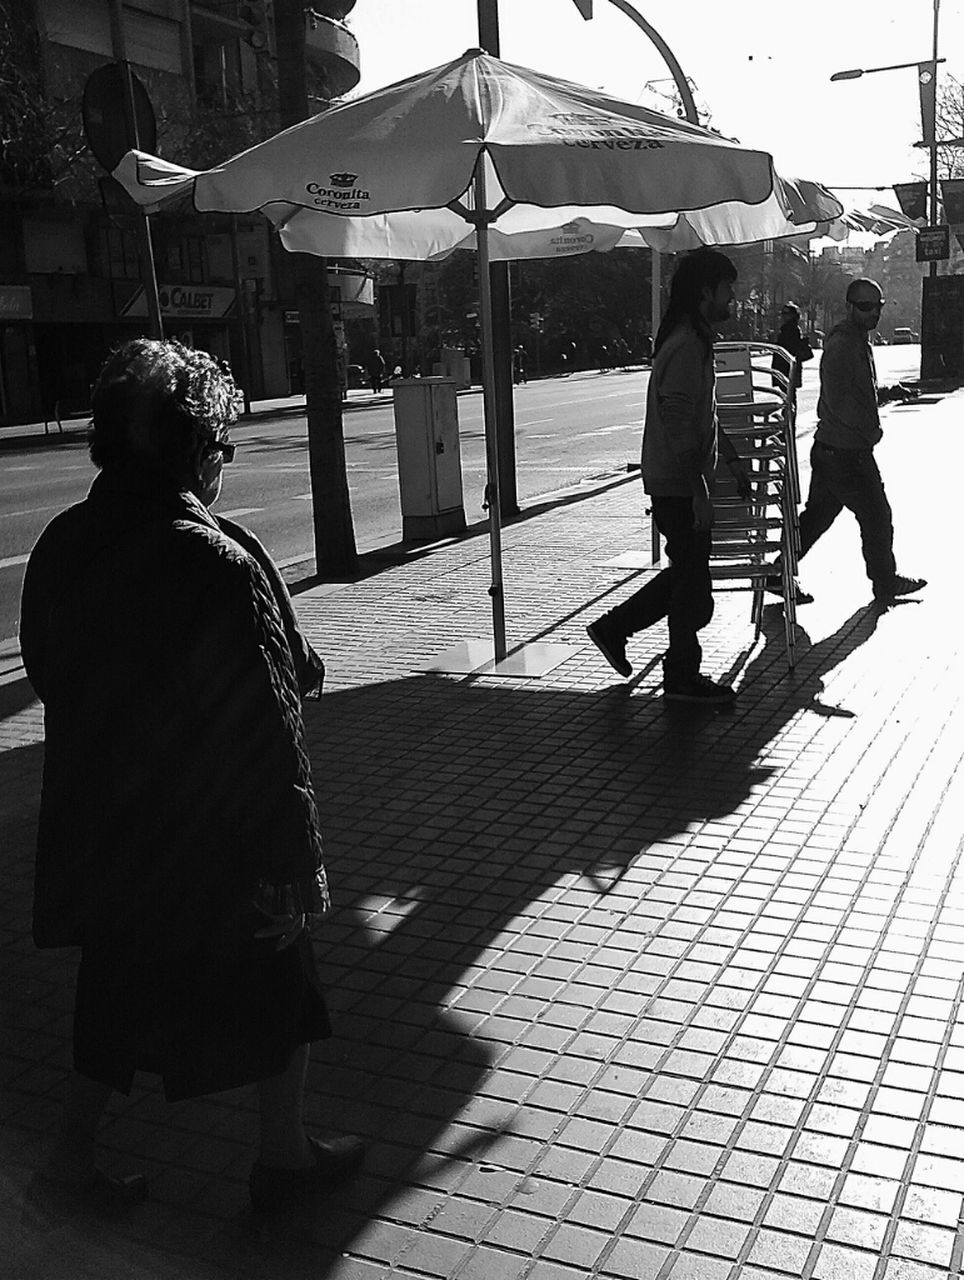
top-left (113, 48), bottom-right (839, 669)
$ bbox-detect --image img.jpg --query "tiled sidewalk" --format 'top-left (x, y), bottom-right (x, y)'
top-left (1, 390), bottom-right (962, 1280)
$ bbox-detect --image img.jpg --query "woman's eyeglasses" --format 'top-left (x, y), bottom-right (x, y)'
top-left (851, 298), bottom-right (884, 312)
top-left (207, 440), bottom-right (237, 463)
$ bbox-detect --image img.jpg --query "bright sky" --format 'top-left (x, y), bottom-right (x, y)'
top-left (346, 0), bottom-right (964, 216)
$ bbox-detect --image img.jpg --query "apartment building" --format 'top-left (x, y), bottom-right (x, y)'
top-left (0, 0), bottom-right (367, 423)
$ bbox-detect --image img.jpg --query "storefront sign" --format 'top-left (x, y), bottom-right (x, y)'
top-left (120, 284), bottom-right (237, 318)
top-left (0, 285), bottom-right (33, 320)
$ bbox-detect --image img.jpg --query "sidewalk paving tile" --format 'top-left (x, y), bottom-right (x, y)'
top-left (3, 389), bottom-right (964, 1277)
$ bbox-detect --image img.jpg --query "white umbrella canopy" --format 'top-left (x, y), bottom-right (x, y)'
top-left (113, 47), bottom-right (816, 256)
top-left (427, 174), bottom-right (843, 261)
top-left (112, 48), bottom-right (839, 670)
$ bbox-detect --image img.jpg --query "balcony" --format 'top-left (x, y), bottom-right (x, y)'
top-left (305, 10), bottom-right (360, 99)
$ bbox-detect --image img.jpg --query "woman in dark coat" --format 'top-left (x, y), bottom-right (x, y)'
top-left (20, 339), bottom-right (361, 1212)
top-left (772, 301), bottom-right (813, 390)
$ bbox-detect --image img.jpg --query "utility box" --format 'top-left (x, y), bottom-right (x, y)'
top-left (393, 378), bottom-right (466, 542)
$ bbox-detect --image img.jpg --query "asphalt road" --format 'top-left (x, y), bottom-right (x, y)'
top-left (0, 346), bottom-right (922, 647)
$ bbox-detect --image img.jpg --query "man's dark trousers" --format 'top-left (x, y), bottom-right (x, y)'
top-left (604, 495), bottom-right (713, 682)
top-left (798, 441), bottom-right (896, 590)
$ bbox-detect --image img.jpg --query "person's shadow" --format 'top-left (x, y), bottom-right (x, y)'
top-left (3, 603), bottom-right (882, 1275)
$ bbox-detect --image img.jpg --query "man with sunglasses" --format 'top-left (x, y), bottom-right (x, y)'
top-left (769, 278), bottom-right (925, 604)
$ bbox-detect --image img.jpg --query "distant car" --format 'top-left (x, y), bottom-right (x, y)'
top-left (892, 328), bottom-right (918, 345)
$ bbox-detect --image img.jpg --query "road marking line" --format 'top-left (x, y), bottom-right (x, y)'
top-left (217, 507), bottom-right (264, 518)
top-left (0, 554), bottom-right (30, 570)
top-left (573, 424), bottom-right (637, 436)
top-left (0, 504), bottom-right (62, 519)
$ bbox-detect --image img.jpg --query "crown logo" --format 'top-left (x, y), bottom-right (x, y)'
top-left (329, 172), bottom-right (358, 187)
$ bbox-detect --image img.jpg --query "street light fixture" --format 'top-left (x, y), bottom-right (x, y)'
top-left (830, 59), bottom-right (944, 82)
top-left (830, 1), bottom-right (942, 277)
top-left (831, 1), bottom-right (943, 378)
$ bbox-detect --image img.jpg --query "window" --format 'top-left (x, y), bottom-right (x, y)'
top-left (184, 237), bottom-right (206, 283)
top-left (103, 226), bottom-right (140, 280)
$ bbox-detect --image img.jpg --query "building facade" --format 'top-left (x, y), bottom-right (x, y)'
top-left (0, 0), bottom-right (365, 424)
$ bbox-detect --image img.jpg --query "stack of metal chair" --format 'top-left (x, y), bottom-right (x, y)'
top-left (709, 341), bottom-right (802, 668)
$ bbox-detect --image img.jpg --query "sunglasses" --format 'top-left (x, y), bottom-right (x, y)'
top-left (207, 440), bottom-right (237, 463)
top-left (851, 298), bottom-right (884, 312)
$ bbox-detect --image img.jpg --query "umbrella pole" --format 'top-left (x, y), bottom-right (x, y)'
top-left (473, 163), bottom-right (507, 663)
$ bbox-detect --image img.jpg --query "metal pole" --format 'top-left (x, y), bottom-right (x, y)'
top-left (476, 0), bottom-right (518, 517)
top-left (929, 0), bottom-right (941, 280)
top-left (229, 217), bottom-right (254, 412)
top-left (474, 159), bottom-right (507, 663)
top-left (109, 0), bottom-right (163, 338)
top-left (650, 249), bottom-right (660, 348)
top-left (477, 0), bottom-right (500, 55)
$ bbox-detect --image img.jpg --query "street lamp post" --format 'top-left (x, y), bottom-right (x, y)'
top-left (830, 4), bottom-right (943, 279)
top-left (831, 2), bottom-right (944, 377)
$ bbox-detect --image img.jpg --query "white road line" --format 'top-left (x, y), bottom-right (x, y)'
top-left (217, 507), bottom-right (264, 519)
top-left (0, 553), bottom-right (30, 570)
top-left (0, 504), bottom-right (61, 519)
top-left (573, 424), bottom-right (637, 437)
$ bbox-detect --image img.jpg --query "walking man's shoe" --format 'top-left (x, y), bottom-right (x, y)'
top-left (873, 574), bottom-right (927, 602)
top-left (664, 673), bottom-right (736, 704)
top-left (763, 574), bottom-right (814, 605)
top-left (586, 620), bottom-right (632, 678)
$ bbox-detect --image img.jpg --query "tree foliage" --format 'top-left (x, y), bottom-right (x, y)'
top-left (937, 74), bottom-right (964, 179)
top-left (0, 1), bottom-right (94, 196)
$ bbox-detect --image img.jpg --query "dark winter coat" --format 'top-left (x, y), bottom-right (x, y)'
top-left (19, 468), bottom-right (330, 1098)
top-left (773, 319), bottom-right (813, 389)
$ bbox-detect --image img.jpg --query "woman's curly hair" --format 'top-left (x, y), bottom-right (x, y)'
top-left (89, 339), bottom-right (244, 472)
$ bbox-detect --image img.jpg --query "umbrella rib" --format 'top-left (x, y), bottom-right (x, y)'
top-left (446, 196), bottom-right (515, 226)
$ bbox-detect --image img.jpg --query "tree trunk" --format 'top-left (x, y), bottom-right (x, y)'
top-left (274, 0), bottom-right (357, 574)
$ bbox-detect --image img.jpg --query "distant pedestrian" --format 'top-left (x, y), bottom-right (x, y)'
top-left (41, 365), bottom-right (65, 433)
top-left (766, 278), bottom-right (925, 605)
top-left (20, 338), bottom-right (363, 1215)
top-left (772, 302), bottom-right (813, 390)
top-left (513, 346), bottom-right (527, 384)
top-left (586, 249), bottom-right (751, 703)
top-left (366, 347), bottom-right (386, 393)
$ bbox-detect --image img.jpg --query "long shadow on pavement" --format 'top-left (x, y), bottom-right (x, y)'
top-left (1, 604), bottom-right (881, 1276)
